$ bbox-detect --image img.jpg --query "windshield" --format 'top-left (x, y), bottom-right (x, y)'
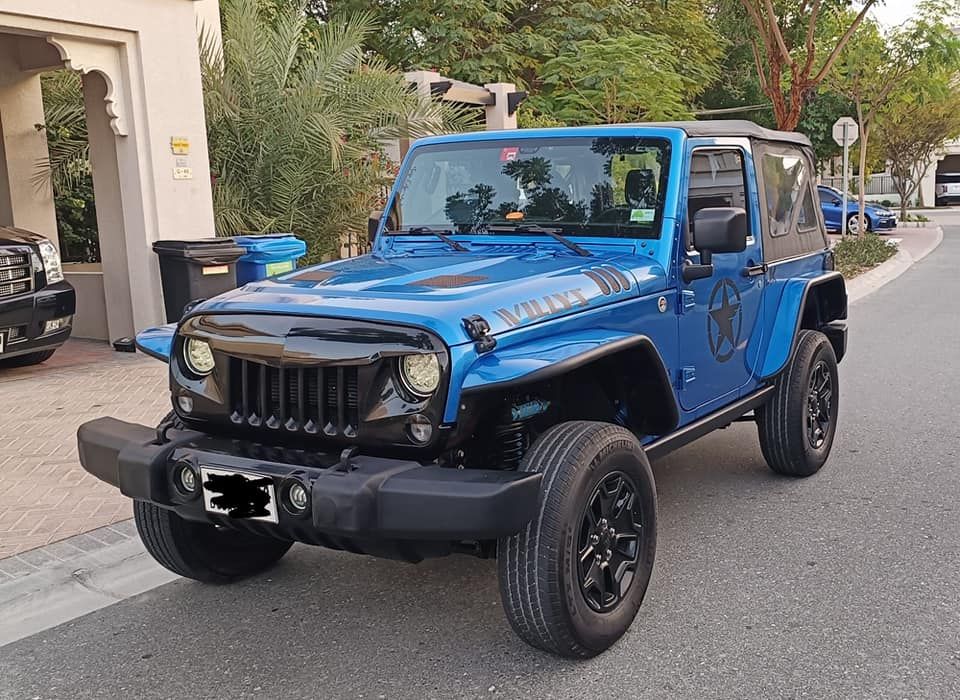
top-left (390, 137), bottom-right (671, 239)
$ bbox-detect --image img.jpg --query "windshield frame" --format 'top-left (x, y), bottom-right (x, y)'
top-left (382, 135), bottom-right (674, 244)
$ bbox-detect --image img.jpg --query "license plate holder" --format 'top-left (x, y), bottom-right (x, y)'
top-left (200, 466), bottom-right (279, 524)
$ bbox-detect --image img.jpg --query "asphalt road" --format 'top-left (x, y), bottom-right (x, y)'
top-left (3, 228), bottom-right (960, 699)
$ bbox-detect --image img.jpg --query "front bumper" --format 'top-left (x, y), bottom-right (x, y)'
top-left (874, 216), bottom-right (897, 230)
top-left (77, 417), bottom-right (541, 556)
top-left (0, 281), bottom-right (75, 359)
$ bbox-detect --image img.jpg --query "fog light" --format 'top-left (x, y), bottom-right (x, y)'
top-left (406, 414), bottom-right (433, 444)
top-left (43, 316), bottom-right (72, 334)
top-left (288, 483), bottom-right (308, 512)
top-left (177, 395), bottom-right (193, 413)
top-left (176, 462), bottom-right (197, 494)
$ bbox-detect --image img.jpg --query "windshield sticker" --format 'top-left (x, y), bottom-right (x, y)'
top-left (499, 147), bottom-right (519, 162)
top-left (630, 208), bottom-right (655, 223)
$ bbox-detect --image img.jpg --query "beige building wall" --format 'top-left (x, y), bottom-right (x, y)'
top-left (0, 0), bottom-right (220, 340)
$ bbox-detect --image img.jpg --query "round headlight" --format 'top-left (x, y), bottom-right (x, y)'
top-left (184, 337), bottom-right (215, 375)
top-left (399, 353), bottom-right (441, 397)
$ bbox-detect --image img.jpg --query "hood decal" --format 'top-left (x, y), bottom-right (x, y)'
top-left (494, 288), bottom-right (590, 328)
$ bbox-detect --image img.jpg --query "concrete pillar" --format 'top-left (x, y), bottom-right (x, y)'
top-left (484, 82), bottom-right (518, 131)
top-left (0, 42), bottom-right (59, 244)
top-left (83, 70), bottom-right (136, 340)
top-left (919, 158), bottom-right (938, 207)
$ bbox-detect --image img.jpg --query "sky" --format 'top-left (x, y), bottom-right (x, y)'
top-left (869, 0), bottom-right (923, 28)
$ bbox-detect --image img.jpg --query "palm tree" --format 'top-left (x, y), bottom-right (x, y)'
top-left (203, 0), bottom-right (460, 259)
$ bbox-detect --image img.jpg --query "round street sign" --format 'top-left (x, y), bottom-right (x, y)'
top-left (832, 117), bottom-right (859, 147)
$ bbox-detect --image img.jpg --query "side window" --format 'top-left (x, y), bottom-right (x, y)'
top-left (817, 188), bottom-right (836, 204)
top-left (758, 145), bottom-right (827, 260)
top-left (686, 149), bottom-right (748, 249)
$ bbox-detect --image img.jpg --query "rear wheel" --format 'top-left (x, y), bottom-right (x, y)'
top-left (757, 330), bottom-right (839, 477)
top-left (134, 500), bottom-right (292, 583)
top-left (497, 421), bottom-right (657, 658)
top-left (0, 349), bottom-right (56, 368)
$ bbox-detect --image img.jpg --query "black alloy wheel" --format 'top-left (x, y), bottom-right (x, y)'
top-left (577, 471), bottom-right (644, 613)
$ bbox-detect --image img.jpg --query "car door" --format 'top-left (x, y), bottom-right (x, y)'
top-left (677, 141), bottom-right (765, 412)
top-left (818, 187), bottom-right (842, 231)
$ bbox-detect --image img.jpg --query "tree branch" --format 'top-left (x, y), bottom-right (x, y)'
top-left (811, 0), bottom-right (879, 84)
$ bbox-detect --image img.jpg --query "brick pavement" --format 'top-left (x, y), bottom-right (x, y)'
top-left (0, 340), bottom-right (169, 559)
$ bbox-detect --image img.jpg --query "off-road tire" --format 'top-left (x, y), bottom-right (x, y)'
top-left (0, 349), bottom-right (56, 368)
top-left (757, 329), bottom-right (839, 477)
top-left (134, 500), bottom-right (293, 584)
top-left (497, 421), bottom-right (657, 658)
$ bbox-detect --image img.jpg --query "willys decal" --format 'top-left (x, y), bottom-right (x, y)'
top-left (494, 288), bottom-right (589, 328)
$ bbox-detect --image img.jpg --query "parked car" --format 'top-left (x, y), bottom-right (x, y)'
top-left (77, 121), bottom-right (847, 658)
top-left (818, 185), bottom-right (896, 233)
top-left (0, 227), bottom-right (75, 367)
top-left (934, 173), bottom-right (960, 206)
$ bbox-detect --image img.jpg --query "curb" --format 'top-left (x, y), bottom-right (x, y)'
top-left (0, 519), bottom-right (177, 647)
top-left (845, 226), bottom-right (944, 305)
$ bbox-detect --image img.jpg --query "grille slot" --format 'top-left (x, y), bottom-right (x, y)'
top-left (229, 358), bottom-right (359, 438)
top-left (0, 249), bottom-right (32, 299)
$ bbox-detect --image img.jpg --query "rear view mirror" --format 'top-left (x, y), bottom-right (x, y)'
top-left (368, 210), bottom-right (383, 243)
top-left (683, 207), bottom-right (748, 283)
top-left (692, 207), bottom-right (748, 260)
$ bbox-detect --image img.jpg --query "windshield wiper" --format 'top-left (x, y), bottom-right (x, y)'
top-left (387, 227), bottom-right (468, 252)
top-left (484, 224), bottom-right (591, 257)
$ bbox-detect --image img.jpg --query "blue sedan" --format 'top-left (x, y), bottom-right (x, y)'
top-left (818, 185), bottom-right (897, 234)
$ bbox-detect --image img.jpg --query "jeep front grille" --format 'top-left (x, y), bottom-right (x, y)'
top-left (228, 358), bottom-right (359, 438)
top-left (0, 250), bottom-right (32, 299)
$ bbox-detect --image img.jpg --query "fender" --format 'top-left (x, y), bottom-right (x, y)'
top-left (460, 328), bottom-right (680, 431)
top-left (135, 324), bottom-right (176, 362)
top-left (760, 271), bottom-right (846, 379)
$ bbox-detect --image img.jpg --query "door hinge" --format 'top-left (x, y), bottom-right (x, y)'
top-left (681, 289), bottom-right (696, 311)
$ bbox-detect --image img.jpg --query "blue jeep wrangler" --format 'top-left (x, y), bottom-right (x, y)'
top-left (77, 120), bottom-right (846, 658)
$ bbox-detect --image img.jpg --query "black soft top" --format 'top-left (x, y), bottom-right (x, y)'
top-left (636, 120), bottom-right (812, 148)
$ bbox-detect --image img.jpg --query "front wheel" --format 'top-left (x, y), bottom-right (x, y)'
top-left (134, 501), bottom-right (293, 583)
top-left (846, 213), bottom-right (870, 235)
top-left (0, 349), bottom-right (56, 368)
top-left (497, 421), bottom-right (657, 658)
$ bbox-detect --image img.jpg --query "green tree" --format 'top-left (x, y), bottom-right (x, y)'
top-left (203, 0), bottom-right (463, 259)
top-left (877, 64), bottom-right (960, 217)
top-left (734, 0), bottom-right (879, 130)
top-left (826, 3), bottom-right (960, 233)
top-left (323, 0), bottom-right (722, 125)
top-left (35, 71), bottom-right (100, 263)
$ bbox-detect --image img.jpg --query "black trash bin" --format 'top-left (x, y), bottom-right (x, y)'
top-left (152, 238), bottom-right (245, 322)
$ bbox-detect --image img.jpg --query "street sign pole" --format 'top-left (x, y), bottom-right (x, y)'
top-left (832, 117), bottom-right (858, 238)
top-left (841, 122), bottom-right (849, 237)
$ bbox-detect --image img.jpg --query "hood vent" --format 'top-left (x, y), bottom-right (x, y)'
top-left (583, 266), bottom-right (632, 295)
top-left (411, 274), bottom-right (487, 288)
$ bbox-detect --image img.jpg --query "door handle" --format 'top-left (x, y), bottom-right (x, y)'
top-left (743, 263), bottom-right (767, 277)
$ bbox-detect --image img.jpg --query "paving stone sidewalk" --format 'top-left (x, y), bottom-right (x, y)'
top-left (0, 340), bottom-right (168, 559)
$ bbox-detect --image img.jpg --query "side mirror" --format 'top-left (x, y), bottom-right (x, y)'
top-left (832, 198), bottom-right (842, 206)
top-left (683, 207), bottom-right (748, 283)
top-left (368, 210), bottom-right (383, 243)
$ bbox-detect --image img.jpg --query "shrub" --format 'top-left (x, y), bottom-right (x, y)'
top-left (833, 233), bottom-right (897, 278)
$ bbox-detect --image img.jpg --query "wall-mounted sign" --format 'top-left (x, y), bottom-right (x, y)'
top-left (170, 137), bottom-right (190, 155)
top-left (173, 167), bottom-right (193, 180)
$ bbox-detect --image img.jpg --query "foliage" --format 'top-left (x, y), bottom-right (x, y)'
top-left (827, 2), bottom-right (960, 232)
top-left (832, 233), bottom-right (896, 278)
top-left (322, 0), bottom-right (722, 126)
top-left (797, 89), bottom-right (855, 167)
top-left (536, 34), bottom-right (694, 124)
top-left (874, 5), bottom-right (960, 217)
top-left (35, 71), bottom-right (99, 263)
top-left (203, 0), bottom-right (466, 260)
top-left (732, 0), bottom-right (879, 130)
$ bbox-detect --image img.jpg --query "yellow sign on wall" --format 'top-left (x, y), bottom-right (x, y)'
top-left (170, 137), bottom-right (190, 155)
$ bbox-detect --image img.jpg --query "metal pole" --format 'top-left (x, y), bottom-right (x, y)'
top-left (841, 123), bottom-right (849, 238)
